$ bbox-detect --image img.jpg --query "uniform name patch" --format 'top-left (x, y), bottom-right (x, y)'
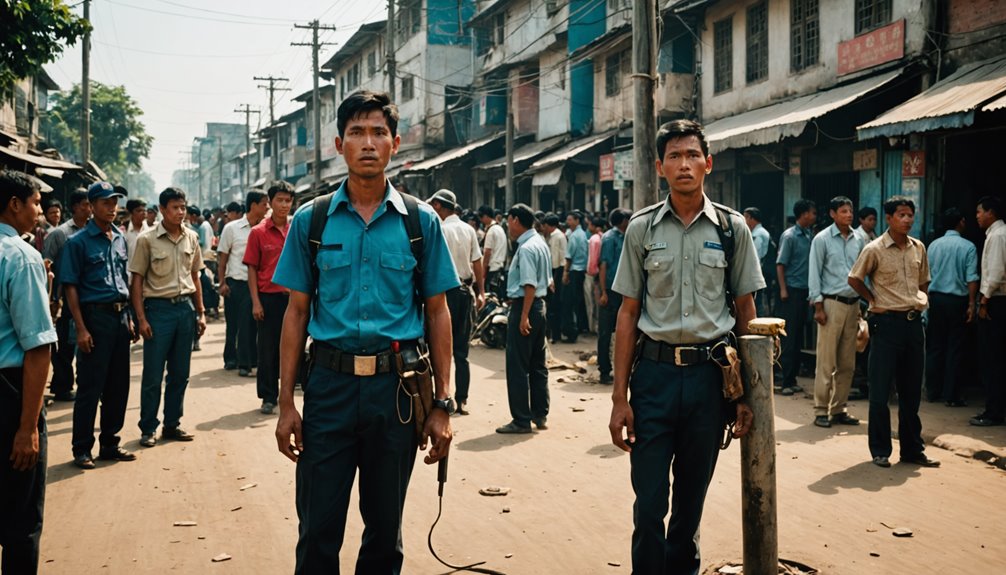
top-left (646, 242), bottom-right (667, 251)
top-left (703, 241), bottom-right (723, 251)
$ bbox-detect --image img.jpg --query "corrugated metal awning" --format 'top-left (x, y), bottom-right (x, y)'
top-left (400, 132), bottom-right (503, 174)
top-left (531, 166), bottom-right (563, 187)
top-left (983, 92), bottom-right (1006, 112)
top-left (385, 148), bottom-right (426, 179)
top-left (858, 56), bottom-right (1006, 140)
top-left (703, 70), bottom-right (902, 153)
top-left (0, 145), bottom-right (82, 171)
top-left (475, 135), bottom-right (568, 171)
top-left (528, 129), bottom-right (620, 172)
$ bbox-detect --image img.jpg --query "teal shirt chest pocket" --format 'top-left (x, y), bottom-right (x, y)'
top-left (317, 250), bottom-right (353, 302)
top-left (379, 251), bottom-right (418, 304)
top-left (643, 254), bottom-right (675, 298)
top-left (696, 249), bottom-right (727, 301)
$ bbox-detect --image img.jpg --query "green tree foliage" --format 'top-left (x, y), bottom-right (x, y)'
top-left (42, 81), bottom-right (154, 183)
top-left (0, 0), bottom-right (89, 94)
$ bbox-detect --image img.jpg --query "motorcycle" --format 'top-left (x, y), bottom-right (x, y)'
top-left (471, 293), bottom-right (508, 349)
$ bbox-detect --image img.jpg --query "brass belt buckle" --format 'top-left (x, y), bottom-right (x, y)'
top-left (354, 355), bottom-right (377, 376)
top-left (674, 347), bottom-right (696, 367)
top-left (906, 310), bottom-right (919, 321)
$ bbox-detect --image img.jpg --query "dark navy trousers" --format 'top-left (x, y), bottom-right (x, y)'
top-left (445, 286), bottom-right (473, 404)
top-left (867, 314), bottom-right (926, 459)
top-left (71, 307), bottom-right (130, 456)
top-left (295, 365), bottom-right (417, 575)
top-left (256, 292), bottom-right (288, 405)
top-left (505, 299), bottom-right (549, 428)
top-left (629, 358), bottom-right (724, 575)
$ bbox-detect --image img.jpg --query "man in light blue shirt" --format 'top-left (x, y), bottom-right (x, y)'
top-left (497, 204), bottom-right (552, 434)
top-left (561, 211), bottom-right (589, 342)
top-left (596, 208), bottom-right (630, 385)
top-left (0, 170), bottom-right (57, 574)
top-left (925, 208), bottom-right (978, 406)
top-left (775, 199), bottom-right (816, 394)
top-left (744, 206), bottom-right (772, 315)
top-left (808, 196), bottom-right (866, 428)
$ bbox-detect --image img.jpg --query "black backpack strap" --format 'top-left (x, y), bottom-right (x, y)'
top-left (629, 202), bottom-right (663, 307)
top-left (308, 192), bottom-right (334, 313)
top-left (711, 202), bottom-right (738, 316)
top-left (399, 192), bottom-right (425, 309)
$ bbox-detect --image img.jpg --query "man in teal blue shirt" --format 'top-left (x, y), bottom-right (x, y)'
top-left (597, 208), bottom-right (631, 385)
top-left (273, 91), bottom-right (458, 574)
top-left (0, 170), bottom-right (57, 574)
top-left (925, 208), bottom-right (978, 406)
top-left (496, 204), bottom-right (552, 434)
top-left (561, 211), bottom-right (589, 342)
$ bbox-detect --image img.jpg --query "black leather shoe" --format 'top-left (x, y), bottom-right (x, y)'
top-left (872, 456), bottom-right (891, 468)
top-left (238, 368), bottom-right (252, 377)
top-left (533, 418), bottom-right (548, 430)
top-left (495, 422), bottom-right (532, 434)
top-left (224, 363), bottom-right (237, 371)
top-left (945, 399), bottom-right (968, 408)
top-left (970, 414), bottom-right (1005, 427)
top-left (813, 415), bottom-right (831, 428)
top-left (162, 427), bottom-right (195, 442)
top-left (98, 446), bottom-right (137, 461)
top-left (53, 391), bottom-right (76, 402)
top-left (901, 454), bottom-right (940, 467)
top-left (73, 453), bottom-right (96, 470)
top-left (832, 413), bottom-right (860, 425)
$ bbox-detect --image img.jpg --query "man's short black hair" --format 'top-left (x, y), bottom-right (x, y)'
top-left (203, 209), bottom-right (212, 219)
top-left (46, 198), bottom-right (63, 211)
top-left (742, 207), bottom-right (762, 222)
top-left (941, 207), bottom-right (964, 233)
top-left (978, 195), bottom-right (1003, 219)
top-left (246, 190), bottom-right (267, 208)
top-left (507, 203), bottom-right (535, 229)
top-left (267, 180), bottom-right (295, 201)
top-left (883, 195), bottom-right (915, 216)
top-left (226, 201), bottom-right (243, 214)
top-left (68, 188), bottom-right (89, 210)
top-left (609, 208), bottom-right (632, 228)
top-left (656, 119), bottom-right (709, 159)
top-left (793, 199), bottom-right (816, 219)
top-left (544, 212), bottom-right (560, 227)
top-left (477, 205), bottom-right (495, 219)
top-left (0, 170), bottom-right (40, 214)
top-left (829, 196), bottom-right (853, 213)
top-left (187, 205), bottom-right (201, 216)
top-left (567, 211), bottom-right (581, 223)
top-left (159, 187), bottom-right (187, 207)
top-left (114, 184), bottom-right (129, 197)
top-left (125, 199), bottom-right (146, 212)
top-left (858, 207), bottom-right (877, 220)
top-left (337, 90), bottom-right (399, 139)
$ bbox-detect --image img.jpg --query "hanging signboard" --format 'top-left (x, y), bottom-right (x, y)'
top-left (599, 154), bottom-right (615, 181)
top-left (838, 19), bottom-right (905, 76)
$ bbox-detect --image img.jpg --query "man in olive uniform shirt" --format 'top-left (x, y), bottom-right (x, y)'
top-left (609, 120), bottom-right (760, 574)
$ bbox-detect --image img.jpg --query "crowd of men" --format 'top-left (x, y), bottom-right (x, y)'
top-left (2, 87), bottom-right (1005, 575)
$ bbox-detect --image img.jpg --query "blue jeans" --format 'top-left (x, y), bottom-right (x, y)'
top-left (139, 298), bottom-right (195, 435)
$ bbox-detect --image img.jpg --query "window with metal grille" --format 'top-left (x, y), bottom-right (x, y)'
top-left (368, 51), bottom-right (377, 77)
top-left (855, 0), bottom-right (892, 35)
top-left (401, 75), bottom-right (415, 101)
top-left (606, 52), bottom-right (620, 96)
top-left (746, 2), bottom-right (768, 83)
top-left (714, 16), bottom-right (733, 93)
top-left (494, 13), bottom-right (505, 46)
top-left (791, 0), bottom-right (819, 71)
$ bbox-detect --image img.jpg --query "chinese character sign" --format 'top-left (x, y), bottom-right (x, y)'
top-left (902, 151), bottom-right (925, 178)
top-left (838, 20), bottom-right (905, 76)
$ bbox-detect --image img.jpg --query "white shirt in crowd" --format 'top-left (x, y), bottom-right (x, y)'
top-left (483, 223), bottom-right (508, 272)
top-left (442, 214), bottom-right (482, 282)
top-left (217, 216), bottom-right (253, 281)
top-left (981, 219), bottom-right (1006, 299)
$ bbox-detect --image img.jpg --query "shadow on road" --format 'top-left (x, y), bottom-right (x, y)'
top-left (46, 461), bottom-right (86, 485)
top-left (807, 461), bottom-right (920, 494)
top-left (455, 432), bottom-right (535, 452)
top-left (196, 409), bottom-right (275, 432)
top-left (586, 443), bottom-right (626, 459)
top-left (188, 370), bottom-right (256, 389)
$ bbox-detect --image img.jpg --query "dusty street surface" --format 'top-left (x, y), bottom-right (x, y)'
top-left (40, 320), bottom-right (1005, 574)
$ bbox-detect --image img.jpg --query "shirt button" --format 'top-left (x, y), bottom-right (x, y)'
top-left (363, 313), bottom-right (368, 320)
top-left (684, 256), bottom-right (689, 260)
top-left (684, 281), bottom-right (689, 286)
top-left (684, 312), bottom-right (690, 317)
top-left (363, 257), bottom-right (369, 263)
top-left (363, 286), bottom-right (368, 291)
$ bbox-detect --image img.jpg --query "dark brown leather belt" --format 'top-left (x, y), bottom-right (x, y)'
top-left (639, 336), bottom-right (727, 367)
top-left (84, 301), bottom-right (130, 313)
top-left (148, 294), bottom-right (193, 305)
top-left (311, 341), bottom-right (417, 376)
top-left (877, 309), bottom-right (922, 321)
top-left (823, 294), bottom-right (859, 305)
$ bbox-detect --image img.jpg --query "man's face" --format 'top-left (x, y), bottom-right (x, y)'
top-left (72, 199), bottom-right (92, 221)
top-left (655, 135), bottom-right (711, 195)
top-left (161, 199), bottom-right (187, 227)
top-left (799, 208), bottom-right (818, 228)
top-left (146, 209), bottom-right (157, 225)
top-left (45, 205), bottom-right (61, 226)
top-left (131, 206), bottom-right (146, 225)
top-left (249, 198), bottom-right (269, 218)
top-left (270, 192), bottom-right (294, 219)
top-left (507, 215), bottom-right (521, 241)
top-left (976, 206), bottom-right (997, 230)
top-left (566, 215), bottom-right (578, 230)
top-left (832, 204), bottom-right (854, 229)
top-left (743, 213), bottom-right (756, 231)
top-left (92, 197), bottom-right (119, 225)
top-left (860, 214), bottom-right (877, 232)
top-left (227, 210), bottom-right (241, 222)
top-left (885, 205), bottom-right (915, 235)
top-left (8, 190), bottom-right (44, 235)
top-left (335, 109), bottom-right (400, 178)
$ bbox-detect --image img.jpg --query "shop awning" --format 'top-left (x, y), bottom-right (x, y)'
top-left (531, 166), bottom-right (563, 186)
top-left (400, 132), bottom-right (504, 174)
top-left (475, 135), bottom-right (568, 171)
top-left (702, 70), bottom-right (903, 153)
top-left (0, 145), bottom-right (82, 171)
top-left (385, 148), bottom-right (427, 179)
top-left (858, 56), bottom-right (1006, 140)
top-left (527, 129), bottom-right (620, 173)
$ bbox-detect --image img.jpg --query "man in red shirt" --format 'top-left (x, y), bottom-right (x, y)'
top-left (243, 181), bottom-right (295, 414)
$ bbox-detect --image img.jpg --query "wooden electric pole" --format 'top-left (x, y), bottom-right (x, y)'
top-left (632, 0), bottom-right (658, 209)
top-left (255, 75), bottom-right (290, 181)
top-left (233, 104), bottom-right (260, 192)
top-left (504, 83), bottom-right (514, 210)
top-left (386, 1), bottom-right (396, 100)
top-left (293, 21), bottom-right (338, 195)
top-left (81, 0), bottom-right (91, 166)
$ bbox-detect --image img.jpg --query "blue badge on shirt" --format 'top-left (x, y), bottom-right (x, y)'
top-left (704, 241), bottom-right (723, 251)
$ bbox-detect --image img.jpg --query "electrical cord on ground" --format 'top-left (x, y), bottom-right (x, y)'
top-left (427, 457), bottom-right (507, 575)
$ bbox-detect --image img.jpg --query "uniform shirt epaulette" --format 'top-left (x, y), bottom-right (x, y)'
top-left (628, 201), bottom-right (663, 222)
top-left (710, 201), bottom-right (742, 217)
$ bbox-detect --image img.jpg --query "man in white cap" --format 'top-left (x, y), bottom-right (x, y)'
top-left (428, 189), bottom-right (483, 415)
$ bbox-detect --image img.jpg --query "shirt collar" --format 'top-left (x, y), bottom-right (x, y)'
top-left (330, 179), bottom-right (405, 216)
top-left (987, 219), bottom-right (1005, 236)
top-left (85, 219), bottom-right (122, 237)
top-left (652, 193), bottom-right (718, 228)
top-left (945, 230), bottom-right (962, 238)
top-left (0, 222), bottom-right (16, 238)
top-left (444, 214), bottom-right (461, 225)
top-left (517, 228), bottom-right (535, 246)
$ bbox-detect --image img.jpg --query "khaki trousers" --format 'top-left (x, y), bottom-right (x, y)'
top-left (813, 298), bottom-right (859, 417)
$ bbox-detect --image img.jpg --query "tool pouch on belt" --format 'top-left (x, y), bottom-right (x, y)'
top-left (712, 339), bottom-right (744, 449)
top-left (394, 344), bottom-right (434, 441)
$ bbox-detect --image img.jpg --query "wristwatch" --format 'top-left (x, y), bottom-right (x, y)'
top-left (432, 396), bottom-right (457, 415)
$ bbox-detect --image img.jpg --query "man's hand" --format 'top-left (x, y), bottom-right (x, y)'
top-left (599, 292), bottom-right (608, 307)
top-left (252, 302), bottom-right (265, 322)
top-left (76, 326), bottom-right (94, 353)
top-left (218, 282), bottom-right (231, 297)
top-left (476, 293), bottom-right (485, 311)
top-left (732, 403), bottom-right (754, 438)
top-left (195, 313), bottom-right (207, 337)
top-left (609, 399), bottom-right (635, 452)
top-left (10, 427), bottom-right (40, 472)
top-left (814, 307), bottom-right (827, 326)
top-left (779, 287), bottom-right (789, 302)
top-left (979, 302), bottom-right (990, 321)
top-left (966, 304), bottom-right (975, 324)
top-left (138, 319), bottom-right (153, 340)
top-left (128, 317), bottom-right (140, 343)
top-left (275, 405), bottom-right (304, 463)
top-left (562, 271), bottom-right (570, 285)
top-left (519, 316), bottom-right (531, 336)
top-left (49, 300), bottom-right (60, 321)
top-left (421, 408), bottom-right (453, 465)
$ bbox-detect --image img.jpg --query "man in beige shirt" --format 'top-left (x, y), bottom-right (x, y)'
top-left (129, 187), bottom-right (206, 448)
top-left (972, 196), bottom-right (1006, 426)
top-left (848, 196), bottom-right (938, 469)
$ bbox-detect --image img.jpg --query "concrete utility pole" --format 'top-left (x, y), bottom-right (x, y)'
top-left (294, 21), bottom-right (338, 195)
top-left (218, 139), bottom-right (225, 206)
top-left (255, 75), bottom-right (290, 182)
top-left (738, 333), bottom-right (780, 575)
top-left (631, 0), bottom-right (658, 209)
top-left (81, 0), bottom-right (91, 166)
top-left (386, 1), bottom-right (396, 100)
top-left (233, 104), bottom-right (260, 193)
top-left (504, 85), bottom-right (514, 210)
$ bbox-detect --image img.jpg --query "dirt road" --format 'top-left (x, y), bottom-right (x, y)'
top-left (39, 321), bottom-right (1005, 574)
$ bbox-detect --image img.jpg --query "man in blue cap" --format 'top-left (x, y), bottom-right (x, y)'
top-left (61, 181), bottom-right (137, 469)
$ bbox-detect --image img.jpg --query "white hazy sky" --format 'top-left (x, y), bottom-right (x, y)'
top-left (49, 0), bottom-right (386, 193)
